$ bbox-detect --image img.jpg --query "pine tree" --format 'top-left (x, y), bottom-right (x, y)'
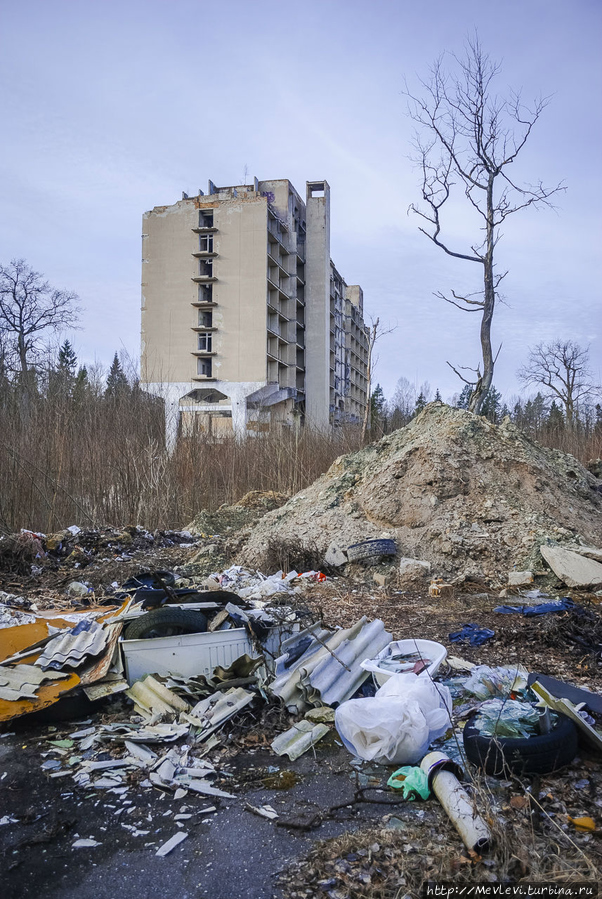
top-left (547, 401), bottom-right (564, 432)
top-left (414, 391), bottom-right (427, 415)
top-left (480, 385), bottom-right (502, 423)
top-left (370, 384), bottom-right (386, 435)
top-left (105, 353), bottom-right (129, 399)
top-left (57, 340), bottom-right (77, 376)
top-left (456, 385), bottom-right (472, 409)
top-left (434, 388), bottom-right (442, 402)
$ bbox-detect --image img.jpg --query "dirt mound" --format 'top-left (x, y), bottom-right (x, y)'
top-left (239, 404), bottom-right (602, 581)
top-left (186, 490), bottom-right (289, 536)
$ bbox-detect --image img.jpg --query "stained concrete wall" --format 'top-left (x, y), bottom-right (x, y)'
top-left (304, 181), bottom-right (331, 430)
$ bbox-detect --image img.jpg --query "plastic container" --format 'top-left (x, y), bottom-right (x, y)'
top-left (360, 639), bottom-right (447, 687)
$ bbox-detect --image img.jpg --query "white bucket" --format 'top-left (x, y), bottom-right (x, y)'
top-left (360, 638), bottom-right (447, 687)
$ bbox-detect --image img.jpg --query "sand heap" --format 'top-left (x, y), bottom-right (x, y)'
top-left (239, 404), bottom-right (602, 581)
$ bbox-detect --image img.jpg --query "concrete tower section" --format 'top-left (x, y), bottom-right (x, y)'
top-left (304, 181), bottom-right (332, 430)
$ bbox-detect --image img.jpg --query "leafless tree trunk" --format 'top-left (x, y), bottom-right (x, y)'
top-left (405, 36), bottom-right (564, 414)
top-left (0, 259), bottom-right (81, 388)
top-left (362, 317), bottom-right (396, 441)
top-left (518, 340), bottom-right (600, 428)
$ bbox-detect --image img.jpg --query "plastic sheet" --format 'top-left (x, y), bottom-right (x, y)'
top-left (472, 698), bottom-right (542, 738)
top-left (463, 664), bottom-right (528, 700)
top-left (386, 765), bottom-right (430, 800)
top-left (335, 672), bottom-right (452, 766)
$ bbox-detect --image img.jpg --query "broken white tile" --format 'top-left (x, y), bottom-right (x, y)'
top-left (73, 838), bottom-right (102, 848)
top-left (155, 831), bottom-right (188, 857)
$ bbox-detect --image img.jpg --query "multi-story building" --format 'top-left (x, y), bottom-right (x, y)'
top-left (141, 178), bottom-right (368, 445)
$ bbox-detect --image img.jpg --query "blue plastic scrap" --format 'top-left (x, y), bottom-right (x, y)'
top-left (449, 623), bottom-right (495, 646)
top-left (494, 598), bottom-right (576, 616)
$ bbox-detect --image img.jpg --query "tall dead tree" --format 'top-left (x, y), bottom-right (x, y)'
top-left (406, 37), bottom-right (564, 413)
top-left (0, 259), bottom-right (81, 391)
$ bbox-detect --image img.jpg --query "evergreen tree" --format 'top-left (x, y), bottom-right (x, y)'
top-left (72, 366), bottom-right (91, 406)
top-left (547, 400), bottom-right (564, 432)
top-left (480, 385), bottom-right (502, 423)
top-left (105, 353), bottom-right (129, 399)
top-left (456, 385), bottom-right (472, 409)
top-left (370, 384), bottom-right (386, 434)
top-left (48, 339), bottom-right (78, 399)
top-left (414, 391), bottom-right (427, 416)
top-left (57, 340), bottom-right (77, 376)
top-left (434, 388), bottom-right (442, 402)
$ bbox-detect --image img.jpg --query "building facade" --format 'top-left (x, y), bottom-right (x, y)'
top-left (141, 178), bottom-right (368, 445)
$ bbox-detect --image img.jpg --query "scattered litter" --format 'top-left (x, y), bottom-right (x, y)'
top-left (386, 766), bottom-right (430, 800)
top-left (72, 838), bottom-right (102, 848)
top-left (494, 598), bottom-right (576, 616)
top-left (463, 665), bottom-right (528, 700)
top-left (245, 803), bottom-right (279, 820)
top-left (335, 673), bottom-right (452, 765)
top-left (421, 751), bottom-right (491, 853)
top-left (361, 638), bottom-right (447, 685)
top-left (567, 816), bottom-right (596, 832)
top-left (271, 719), bottom-right (330, 760)
top-left (449, 624), bottom-right (495, 646)
top-left (155, 831), bottom-right (188, 856)
top-left (471, 699), bottom-right (542, 739)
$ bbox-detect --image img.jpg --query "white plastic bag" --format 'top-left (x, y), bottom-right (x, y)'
top-left (334, 673), bottom-right (452, 765)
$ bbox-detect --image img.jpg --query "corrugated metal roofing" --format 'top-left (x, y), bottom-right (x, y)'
top-left (0, 663), bottom-right (69, 701)
top-left (270, 617), bottom-right (391, 713)
top-left (35, 619), bottom-right (109, 670)
top-left (271, 719), bottom-right (330, 760)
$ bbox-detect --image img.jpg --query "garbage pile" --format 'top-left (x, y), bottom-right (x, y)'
top-left (0, 523), bottom-right (201, 575)
top-left (2, 559), bottom-right (602, 863)
top-left (238, 404), bottom-right (602, 583)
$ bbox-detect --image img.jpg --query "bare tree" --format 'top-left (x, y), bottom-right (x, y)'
top-left (406, 36), bottom-right (564, 413)
top-left (362, 317), bottom-right (396, 441)
top-left (517, 340), bottom-right (600, 428)
top-left (0, 259), bottom-right (81, 381)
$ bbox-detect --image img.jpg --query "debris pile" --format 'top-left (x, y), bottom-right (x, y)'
top-left (238, 404), bottom-right (602, 582)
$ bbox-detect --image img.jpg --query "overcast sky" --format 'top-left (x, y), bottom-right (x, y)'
top-left (1, 0), bottom-right (600, 405)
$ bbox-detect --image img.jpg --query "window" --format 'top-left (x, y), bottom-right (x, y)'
top-left (198, 332), bottom-right (212, 352)
top-left (198, 309), bottom-right (212, 328)
top-left (198, 283), bottom-right (213, 302)
top-left (199, 259), bottom-right (213, 277)
top-left (199, 234), bottom-right (213, 252)
top-left (199, 210), bottom-right (213, 228)
top-left (197, 358), bottom-right (212, 377)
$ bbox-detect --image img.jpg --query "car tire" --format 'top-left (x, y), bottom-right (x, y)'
top-left (463, 711), bottom-right (578, 776)
top-left (123, 609), bottom-right (208, 640)
top-left (346, 539), bottom-right (397, 563)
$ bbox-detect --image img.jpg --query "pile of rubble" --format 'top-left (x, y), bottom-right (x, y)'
top-left (239, 404), bottom-right (602, 584)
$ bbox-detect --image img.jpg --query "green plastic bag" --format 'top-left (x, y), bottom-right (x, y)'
top-left (386, 765), bottom-right (430, 800)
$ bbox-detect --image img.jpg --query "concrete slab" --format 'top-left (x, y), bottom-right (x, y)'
top-left (540, 544), bottom-right (602, 588)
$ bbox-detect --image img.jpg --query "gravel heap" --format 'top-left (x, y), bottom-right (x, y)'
top-left (239, 404), bottom-right (602, 581)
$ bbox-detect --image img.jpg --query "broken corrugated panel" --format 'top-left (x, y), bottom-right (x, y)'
top-left (182, 686), bottom-right (254, 742)
top-left (305, 618), bottom-right (392, 707)
top-left (79, 623), bottom-right (122, 685)
top-left (35, 619), bottom-right (109, 670)
top-left (271, 719), bottom-right (330, 760)
top-left (126, 675), bottom-right (190, 719)
top-left (0, 663), bottom-right (69, 701)
top-left (270, 617), bottom-right (391, 713)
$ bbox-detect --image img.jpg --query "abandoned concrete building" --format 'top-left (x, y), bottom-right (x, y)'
top-left (140, 178), bottom-right (369, 445)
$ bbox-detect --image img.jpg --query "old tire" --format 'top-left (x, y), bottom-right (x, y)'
top-left (463, 712), bottom-right (578, 776)
top-left (347, 539), bottom-right (397, 563)
top-left (123, 609), bottom-right (208, 640)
